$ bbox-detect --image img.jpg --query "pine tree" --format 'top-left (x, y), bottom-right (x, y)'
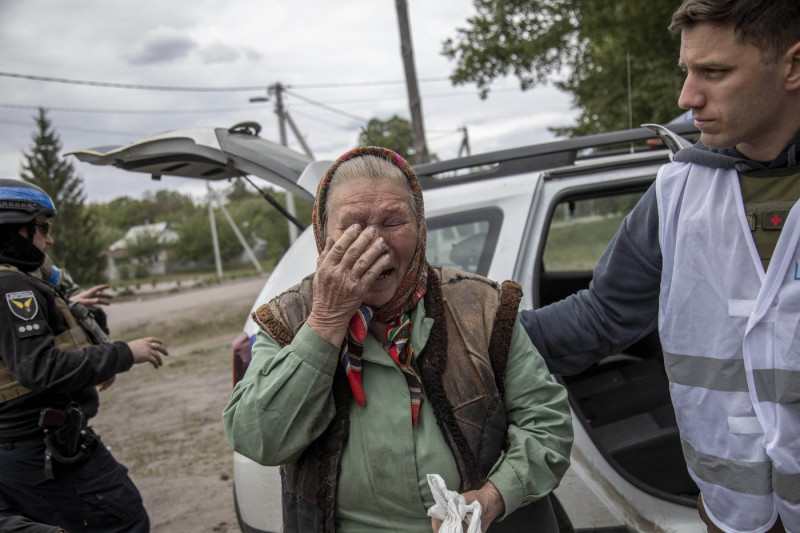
top-left (20, 108), bottom-right (105, 284)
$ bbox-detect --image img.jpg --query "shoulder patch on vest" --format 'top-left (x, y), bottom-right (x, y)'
top-left (6, 291), bottom-right (38, 321)
top-left (14, 320), bottom-right (47, 338)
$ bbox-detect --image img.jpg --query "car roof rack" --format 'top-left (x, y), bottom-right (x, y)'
top-left (414, 123), bottom-right (698, 189)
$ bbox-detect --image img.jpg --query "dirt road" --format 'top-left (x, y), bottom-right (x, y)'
top-left (92, 275), bottom-right (271, 533)
top-left (105, 276), bottom-right (268, 330)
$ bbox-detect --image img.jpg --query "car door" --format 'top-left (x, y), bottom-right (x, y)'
top-left (515, 152), bottom-right (703, 531)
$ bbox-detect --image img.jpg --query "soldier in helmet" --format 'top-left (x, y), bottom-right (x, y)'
top-left (0, 179), bottom-right (168, 532)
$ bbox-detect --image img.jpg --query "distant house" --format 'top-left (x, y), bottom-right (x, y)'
top-left (107, 222), bottom-right (179, 280)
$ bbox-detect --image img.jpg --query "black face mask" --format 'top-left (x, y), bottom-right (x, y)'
top-left (0, 226), bottom-right (46, 273)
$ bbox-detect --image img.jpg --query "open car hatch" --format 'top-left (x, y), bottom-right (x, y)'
top-left (68, 121), bottom-right (318, 202)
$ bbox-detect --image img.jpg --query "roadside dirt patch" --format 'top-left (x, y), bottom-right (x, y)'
top-left (91, 277), bottom-right (267, 532)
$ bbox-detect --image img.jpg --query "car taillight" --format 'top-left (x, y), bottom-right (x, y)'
top-left (232, 332), bottom-right (253, 386)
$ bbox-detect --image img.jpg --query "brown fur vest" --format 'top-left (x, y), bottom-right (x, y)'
top-left (252, 265), bottom-right (522, 533)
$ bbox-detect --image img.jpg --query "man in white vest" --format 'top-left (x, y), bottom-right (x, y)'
top-left (520, 1), bottom-right (800, 531)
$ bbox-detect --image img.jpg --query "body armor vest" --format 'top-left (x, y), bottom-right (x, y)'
top-left (0, 265), bottom-right (92, 403)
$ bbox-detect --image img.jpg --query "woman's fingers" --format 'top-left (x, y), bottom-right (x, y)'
top-left (317, 232), bottom-right (335, 266)
top-left (319, 225), bottom-right (387, 280)
top-left (308, 225), bottom-right (391, 342)
top-left (313, 225), bottom-right (388, 312)
top-left (321, 224), bottom-right (362, 268)
top-left (337, 225), bottom-right (377, 271)
top-left (354, 238), bottom-right (390, 281)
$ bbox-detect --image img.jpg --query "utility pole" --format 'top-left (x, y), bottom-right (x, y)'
top-left (395, 0), bottom-right (430, 163)
top-left (458, 126), bottom-right (471, 157)
top-left (285, 112), bottom-right (314, 159)
top-left (205, 183), bottom-right (264, 279)
top-left (250, 82), bottom-right (317, 242)
top-left (206, 182), bottom-right (223, 280)
top-left (270, 83), bottom-right (300, 243)
top-left (207, 187), bottom-right (263, 273)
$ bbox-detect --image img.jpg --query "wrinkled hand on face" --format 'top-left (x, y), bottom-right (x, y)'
top-left (305, 224), bottom-right (390, 346)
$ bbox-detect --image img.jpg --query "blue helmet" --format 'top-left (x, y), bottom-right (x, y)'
top-left (0, 179), bottom-right (57, 225)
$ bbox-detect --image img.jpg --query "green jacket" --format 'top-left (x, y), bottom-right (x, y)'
top-left (223, 266), bottom-right (572, 532)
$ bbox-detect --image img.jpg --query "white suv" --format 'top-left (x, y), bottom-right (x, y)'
top-left (74, 121), bottom-right (703, 533)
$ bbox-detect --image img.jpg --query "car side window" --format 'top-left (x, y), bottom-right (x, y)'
top-left (426, 208), bottom-right (503, 276)
top-left (538, 190), bottom-right (647, 308)
top-left (543, 191), bottom-right (645, 272)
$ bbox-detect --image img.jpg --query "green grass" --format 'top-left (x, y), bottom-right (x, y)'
top-left (543, 214), bottom-right (626, 271)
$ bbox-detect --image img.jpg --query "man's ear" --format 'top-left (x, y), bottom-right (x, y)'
top-left (783, 41), bottom-right (800, 91)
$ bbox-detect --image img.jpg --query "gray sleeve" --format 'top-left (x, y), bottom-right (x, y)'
top-left (519, 184), bottom-right (662, 375)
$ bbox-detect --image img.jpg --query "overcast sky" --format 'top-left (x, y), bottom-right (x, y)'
top-left (0, 0), bottom-right (576, 204)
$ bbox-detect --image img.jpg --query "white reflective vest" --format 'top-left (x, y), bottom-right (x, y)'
top-left (657, 162), bottom-right (800, 533)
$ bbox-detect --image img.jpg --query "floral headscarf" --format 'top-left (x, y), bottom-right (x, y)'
top-left (311, 146), bottom-right (427, 323)
top-left (312, 147), bottom-right (429, 424)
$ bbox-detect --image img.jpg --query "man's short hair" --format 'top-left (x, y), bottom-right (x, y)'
top-left (669, 0), bottom-right (800, 62)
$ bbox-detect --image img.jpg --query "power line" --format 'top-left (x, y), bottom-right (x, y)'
top-left (0, 85), bottom-right (523, 119)
top-left (282, 86), bottom-right (522, 123)
top-left (0, 118), bottom-right (146, 138)
top-left (288, 108), bottom-right (360, 130)
top-left (1, 84), bottom-right (522, 123)
top-left (0, 102), bottom-right (264, 115)
top-left (0, 71), bottom-right (451, 92)
top-left (427, 130), bottom-right (461, 142)
top-left (0, 72), bottom-right (260, 92)
top-left (284, 90), bottom-right (369, 123)
top-left (288, 86), bottom-right (522, 108)
top-left (292, 78), bottom-right (451, 89)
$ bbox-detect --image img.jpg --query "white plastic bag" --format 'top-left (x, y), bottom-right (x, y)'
top-left (426, 473), bottom-right (482, 533)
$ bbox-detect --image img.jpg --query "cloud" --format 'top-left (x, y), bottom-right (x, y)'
top-left (244, 47), bottom-right (263, 61)
top-left (126, 27), bottom-right (197, 65)
top-left (200, 42), bottom-right (240, 64)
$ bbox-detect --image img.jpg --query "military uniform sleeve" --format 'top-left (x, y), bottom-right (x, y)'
top-left (0, 515), bottom-right (64, 533)
top-left (222, 324), bottom-right (340, 466)
top-left (487, 318), bottom-right (573, 516)
top-left (519, 184), bottom-right (663, 375)
top-left (0, 276), bottom-right (133, 392)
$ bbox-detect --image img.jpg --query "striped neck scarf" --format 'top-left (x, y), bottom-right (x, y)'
top-left (340, 295), bottom-right (425, 425)
top-left (315, 147), bottom-right (428, 424)
top-left (384, 312), bottom-right (424, 425)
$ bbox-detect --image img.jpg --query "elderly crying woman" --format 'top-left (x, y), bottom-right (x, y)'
top-left (223, 147), bottom-right (572, 533)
